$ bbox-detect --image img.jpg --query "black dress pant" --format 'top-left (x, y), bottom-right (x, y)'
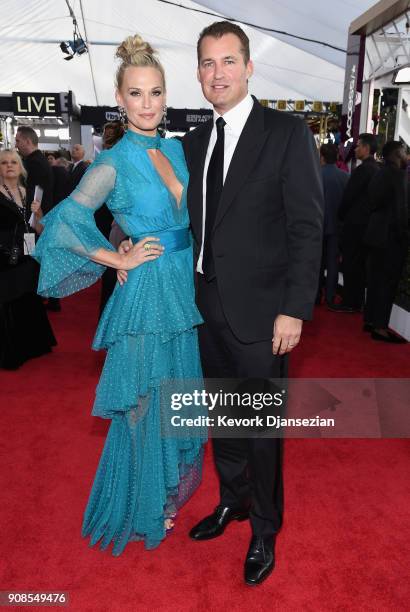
top-left (318, 234), bottom-right (340, 304)
top-left (196, 273), bottom-right (286, 536)
top-left (365, 239), bottom-right (408, 328)
top-left (341, 224), bottom-right (367, 309)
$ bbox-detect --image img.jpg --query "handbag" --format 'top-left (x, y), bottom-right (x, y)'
top-left (0, 223), bottom-right (22, 265)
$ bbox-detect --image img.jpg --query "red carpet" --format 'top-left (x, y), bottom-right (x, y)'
top-left (1, 286), bottom-right (409, 611)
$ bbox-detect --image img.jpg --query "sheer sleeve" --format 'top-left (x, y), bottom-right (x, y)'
top-left (34, 160), bottom-right (117, 297)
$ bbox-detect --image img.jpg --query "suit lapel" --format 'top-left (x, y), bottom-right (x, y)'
top-left (214, 99), bottom-right (268, 229)
top-left (187, 120), bottom-right (213, 243)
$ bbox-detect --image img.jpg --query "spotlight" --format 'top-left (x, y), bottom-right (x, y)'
top-left (60, 37), bottom-right (88, 60)
top-left (61, 0), bottom-right (88, 60)
top-left (60, 41), bottom-right (74, 60)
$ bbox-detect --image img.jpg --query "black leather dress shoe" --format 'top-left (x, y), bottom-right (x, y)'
top-left (327, 303), bottom-right (356, 313)
top-left (244, 535), bottom-right (275, 586)
top-left (371, 330), bottom-right (407, 344)
top-left (46, 300), bottom-right (61, 312)
top-left (189, 505), bottom-right (249, 541)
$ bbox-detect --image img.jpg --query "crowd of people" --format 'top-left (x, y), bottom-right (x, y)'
top-left (318, 134), bottom-right (409, 343)
top-left (0, 147), bottom-right (56, 368)
top-left (0, 122), bottom-right (123, 368)
top-left (2, 115), bottom-right (407, 371)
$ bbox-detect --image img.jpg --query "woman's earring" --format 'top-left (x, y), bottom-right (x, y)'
top-left (162, 105), bottom-right (168, 131)
top-left (118, 106), bottom-right (127, 126)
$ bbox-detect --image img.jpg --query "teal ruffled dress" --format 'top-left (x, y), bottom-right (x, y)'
top-left (34, 130), bottom-right (206, 555)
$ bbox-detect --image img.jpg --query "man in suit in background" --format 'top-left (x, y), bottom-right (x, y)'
top-left (183, 21), bottom-right (324, 586)
top-left (69, 144), bottom-right (87, 191)
top-left (330, 133), bottom-right (379, 312)
top-left (319, 143), bottom-right (349, 306)
top-left (15, 127), bottom-right (61, 311)
top-left (16, 127), bottom-right (61, 312)
top-left (364, 140), bottom-right (408, 343)
top-left (46, 152), bottom-right (71, 206)
top-left (15, 126), bottom-right (54, 215)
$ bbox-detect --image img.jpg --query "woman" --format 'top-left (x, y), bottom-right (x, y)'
top-left (46, 152), bottom-right (57, 166)
top-left (102, 120), bottom-right (125, 150)
top-left (0, 149), bottom-right (56, 369)
top-left (34, 35), bottom-right (206, 555)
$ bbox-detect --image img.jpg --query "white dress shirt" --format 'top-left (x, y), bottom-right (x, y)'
top-left (197, 93), bottom-right (254, 273)
top-left (72, 159), bottom-right (83, 171)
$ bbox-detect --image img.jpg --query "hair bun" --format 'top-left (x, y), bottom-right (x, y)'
top-left (116, 35), bottom-right (155, 63)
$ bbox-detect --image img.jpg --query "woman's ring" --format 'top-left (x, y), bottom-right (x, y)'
top-left (144, 243), bottom-right (151, 251)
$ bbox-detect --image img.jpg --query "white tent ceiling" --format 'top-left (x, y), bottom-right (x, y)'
top-left (1, 0), bottom-right (376, 109)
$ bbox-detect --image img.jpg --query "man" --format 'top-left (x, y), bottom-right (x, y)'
top-left (364, 141), bottom-right (408, 343)
top-left (69, 144), bottom-right (88, 191)
top-left (183, 22), bottom-right (324, 585)
top-left (46, 152), bottom-right (71, 206)
top-left (15, 126), bottom-right (54, 215)
top-left (319, 143), bottom-right (349, 306)
top-left (330, 133), bottom-right (379, 312)
top-left (15, 128), bottom-right (60, 311)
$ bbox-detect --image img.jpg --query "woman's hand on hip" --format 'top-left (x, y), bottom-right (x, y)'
top-left (118, 236), bottom-right (164, 273)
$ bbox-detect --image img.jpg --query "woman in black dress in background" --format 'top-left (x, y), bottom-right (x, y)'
top-left (0, 149), bottom-right (56, 369)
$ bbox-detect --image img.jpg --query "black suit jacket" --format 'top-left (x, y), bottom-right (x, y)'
top-left (24, 150), bottom-right (54, 215)
top-left (321, 164), bottom-right (349, 235)
top-left (52, 166), bottom-right (71, 206)
top-left (183, 97), bottom-right (324, 343)
top-left (338, 156), bottom-right (380, 226)
top-left (69, 160), bottom-right (88, 192)
top-left (365, 163), bottom-right (409, 248)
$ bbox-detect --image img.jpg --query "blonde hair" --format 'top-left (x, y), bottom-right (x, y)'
top-left (115, 34), bottom-right (166, 91)
top-left (0, 149), bottom-right (27, 184)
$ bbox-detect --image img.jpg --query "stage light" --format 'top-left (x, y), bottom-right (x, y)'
top-left (60, 37), bottom-right (88, 61)
top-left (60, 0), bottom-right (88, 60)
top-left (60, 41), bottom-right (74, 60)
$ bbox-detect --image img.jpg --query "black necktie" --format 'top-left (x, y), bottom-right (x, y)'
top-left (203, 116), bottom-right (226, 281)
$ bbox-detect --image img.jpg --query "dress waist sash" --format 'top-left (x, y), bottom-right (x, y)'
top-left (131, 228), bottom-right (190, 253)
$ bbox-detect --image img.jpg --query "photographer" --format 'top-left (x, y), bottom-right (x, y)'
top-left (0, 149), bottom-right (56, 369)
